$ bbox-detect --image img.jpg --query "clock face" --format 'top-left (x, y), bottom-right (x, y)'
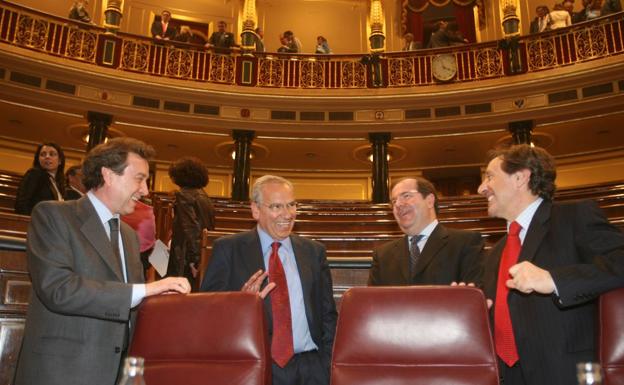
top-left (432, 54), bottom-right (457, 82)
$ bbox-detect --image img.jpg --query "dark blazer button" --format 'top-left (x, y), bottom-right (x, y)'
top-left (115, 347), bottom-right (121, 353)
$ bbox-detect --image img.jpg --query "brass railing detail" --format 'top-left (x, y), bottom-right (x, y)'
top-left (1, 2), bottom-right (622, 90)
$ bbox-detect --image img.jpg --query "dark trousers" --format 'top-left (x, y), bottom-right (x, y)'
top-left (272, 350), bottom-right (328, 385)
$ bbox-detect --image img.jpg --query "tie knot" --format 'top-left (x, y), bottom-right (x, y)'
top-left (109, 217), bottom-right (119, 232)
top-left (410, 234), bottom-right (424, 246)
top-left (271, 242), bottom-right (281, 253)
top-left (509, 221), bottom-right (521, 236)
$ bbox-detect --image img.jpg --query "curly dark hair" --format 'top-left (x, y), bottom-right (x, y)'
top-left (168, 156), bottom-right (209, 189)
top-left (82, 137), bottom-right (155, 191)
top-left (488, 144), bottom-right (556, 200)
top-left (33, 142), bottom-right (66, 193)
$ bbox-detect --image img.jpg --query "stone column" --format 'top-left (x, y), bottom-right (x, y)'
top-left (86, 111), bottom-right (113, 152)
top-left (508, 120), bottom-right (533, 145)
top-left (103, 0), bottom-right (124, 34)
top-left (369, 132), bottom-right (391, 203)
top-left (231, 129), bottom-right (255, 201)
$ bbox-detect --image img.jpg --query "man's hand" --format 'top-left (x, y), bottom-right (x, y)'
top-left (242, 269), bottom-right (276, 299)
top-left (507, 261), bottom-right (555, 294)
top-left (145, 277), bottom-right (191, 296)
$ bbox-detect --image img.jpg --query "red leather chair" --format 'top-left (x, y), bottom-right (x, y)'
top-left (129, 292), bottom-right (271, 385)
top-left (331, 286), bottom-right (499, 385)
top-left (599, 287), bottom-right (624, 385)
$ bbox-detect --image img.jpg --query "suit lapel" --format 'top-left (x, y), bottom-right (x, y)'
top-left (76, 197), bottom-right (125, 282)
top-left (414, 224), bottom-right (447, 276)
top-left (518, 201), bottom-right (551, 263)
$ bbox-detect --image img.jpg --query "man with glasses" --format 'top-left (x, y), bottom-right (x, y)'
top-left (368, 177), bottom-right (484, 286)
top-left (200, 175), bottom-right (337, 385)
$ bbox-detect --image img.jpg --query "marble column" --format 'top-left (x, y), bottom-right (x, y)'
top-left (369, 132), bottom-right (391, 203)
top-left (231, 129), bottom-right (255, 201)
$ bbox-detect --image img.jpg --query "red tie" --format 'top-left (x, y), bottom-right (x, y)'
top-left (495, 221), bottom-right (522, 367)
top-left (269, 242), bottom-right (294, 367)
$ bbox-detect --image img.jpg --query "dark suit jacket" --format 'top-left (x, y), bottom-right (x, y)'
top-left (200, 229), bottom-right (337, 375)
top-left (208, 31), bottom-right (235, 50)
top-left (368, 223), bottom-right (484, 286)
top-left (151, 20), bottom-right (177, 39)
top-left (15, 167), bottom-right (63, 215)
top-left (64, 187), bottom-right (83, 201)
top-left (15, 197), bottom-right (145, 385)
top-left (482, 200), bottom-right (624, 385)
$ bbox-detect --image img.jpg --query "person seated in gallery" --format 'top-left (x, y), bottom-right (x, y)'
top-left (68, 0), bottom-right (92, 24)
top-left (427, 21), bottom-right (468, 48)
top-left (402, 32), bottom-right (421, 51)
top-left (151, 10), bottom-right (177, 41)
top-left (205, 20), bottom-right (236, 53)
top-left (64, 165), bottom-right (86, 200)
top-left (283, 30), bottom-right (302, 53)
top-left (277, 35), bottom-right (296, 53)
top-left (174, 25), bottom-right (194, 44)
top-left (315, 36), bottom-right (332, 54)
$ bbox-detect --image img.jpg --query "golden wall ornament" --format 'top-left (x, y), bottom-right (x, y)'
top-left (15, 14), bottom-right (48, 49)
top-left (208, 54), bottom-right (236, 84)
top-left (166, 48), bottom-right (193, 78)
top-left (341, 61), bottom-right (367, 88)
top-left (257, 58), bottom-right (283, 87)
top-left (120, 40), bottom-right (149, 72)
top-left (526, 38), bottom-right (556, 71)
top-left (300, 60), bottom-right (325, 88)
top-left (574, 26), bottom-right (607, 61)
top-left (474, 48), bottom-right (504, 78)
top-left (66, 28), bottom-right (97, 62)
top-left (388, 58), bottom-right (415, 86)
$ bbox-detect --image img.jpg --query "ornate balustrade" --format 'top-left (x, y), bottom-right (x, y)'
top-left (1, 2), bottom-right (623, 90)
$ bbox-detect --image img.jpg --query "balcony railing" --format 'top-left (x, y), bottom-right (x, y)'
top-left (1, 1), bottom-right (623, 90)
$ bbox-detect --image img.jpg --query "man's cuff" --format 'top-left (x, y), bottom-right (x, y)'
top-left (131, 284), bottom-right (146, 308)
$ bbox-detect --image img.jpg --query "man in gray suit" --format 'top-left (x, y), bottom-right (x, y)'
top-left (201, 175), bottom-right (337, 385)
top-left (368, 177), bottom-right (484, 286)
top-left (15, 138), bottom-right (191, 385)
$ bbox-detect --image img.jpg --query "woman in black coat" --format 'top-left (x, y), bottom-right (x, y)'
top-left (167, 157), bottom-right (215, 289)
top-left (15, 142), bottom-right (66, 215)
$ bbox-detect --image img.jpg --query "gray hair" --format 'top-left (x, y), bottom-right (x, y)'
top-left (251, 175), bottom-right (294, 204)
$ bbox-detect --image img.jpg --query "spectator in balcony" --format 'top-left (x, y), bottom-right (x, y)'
top-left (15, 142), bottom-right (66, 215)
top-left (64, 164), bottom-right (86, 200)
top-left (277, 35), bottom-right (296, 53)
top-left (284, 30), bottom-right (302, 53)
top-left (151, 10), bottom-right (177, 40)
top-left (427, 20), bottom-right (468, 48)
top-left (549, 3), bottom-right (572, 29)
top-left (254, 27), bottom-right (265, 52)
top-left (68, 0), bottom-right (92, 24)
top-left (563, 0), bottom-right (586, 23)
top-left (368, 177), bottom-right (484, 286)
top-left (174, 25), bottom-right (194, 44)
top-left (167, 157), bottom-right (215, 289)
top-left (602, 0), bottom-right (622, 14)
top-left (402, 32), bottom-right (420, 51)
top-left (315, 36), bottom-right (332, 54)
top-left (205, 20), bottom-right (236, 52)
top-left (530, 5), bottom-right (551, 33)
top-left (584, 0), bottom-right (604, 19)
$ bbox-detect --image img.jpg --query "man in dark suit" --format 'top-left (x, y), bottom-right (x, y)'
top-left (368, 177), bottom-right (484, 286)
top-left (64, 164), bottom-right (86, 200)
top-left (205, 20), bottom-right (236, 52)
top-left (201, 175), bottom-right (337, 385)
top-left (151, 9), bottom-right (177, 40)
top-left (14, 138), bottom-right (191, 385)
top-left (478, 144), bottom-right (624, 385)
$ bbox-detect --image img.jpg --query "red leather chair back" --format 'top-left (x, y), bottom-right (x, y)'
top-left (331, 286), bottom-right (499, 385)
top-left (129, 292), bottom-right (271, 385)
top-left (600, 287), bottom-right (624, 385)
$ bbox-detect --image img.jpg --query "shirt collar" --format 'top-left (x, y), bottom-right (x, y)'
top-left (510, 197), bottom-right (543, 232)
top-left (256, 226), bottom-right (293, 255)
top-left (87, 190), bottom-right (119, 227)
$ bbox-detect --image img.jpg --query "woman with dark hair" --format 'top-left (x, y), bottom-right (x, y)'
top-left (168, 157), bottom-right (215, 289)
top-left (15, 142), bottom-right (66, 215)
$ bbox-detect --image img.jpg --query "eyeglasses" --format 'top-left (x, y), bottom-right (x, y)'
top-left (257, 201), bottom-right (298, 212)
top-left (390, 190), bottom-right (420, 207)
